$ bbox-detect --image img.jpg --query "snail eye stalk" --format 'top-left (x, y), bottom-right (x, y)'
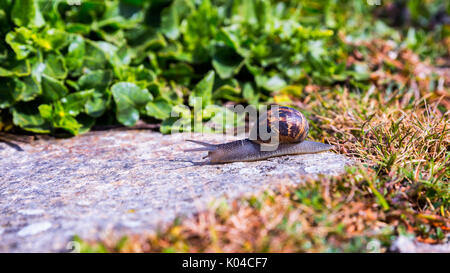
top-left (184, 140), bottom-right (218, 152)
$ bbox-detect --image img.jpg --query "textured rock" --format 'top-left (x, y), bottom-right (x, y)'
top-left (17, 222), bottom-right (52, 237)
top-left (390, 236), bottom-right (450, 253)
top-left (0, 130), bottom-right (352, 252)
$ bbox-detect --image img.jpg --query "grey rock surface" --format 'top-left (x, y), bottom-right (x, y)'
top-left (390, 236), bottom-right (450, 253)
top-left (0, 130), bottom-right (352, 252)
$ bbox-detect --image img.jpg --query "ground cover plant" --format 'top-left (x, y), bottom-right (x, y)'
top-left (0, 0), bottom-right (448, 252)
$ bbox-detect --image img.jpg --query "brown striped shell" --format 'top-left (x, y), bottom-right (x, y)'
top-left (251, 106), bottom-right (309, 144)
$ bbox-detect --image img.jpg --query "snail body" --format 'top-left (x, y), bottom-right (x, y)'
top-left (185, 106), bottom-right (333, 164)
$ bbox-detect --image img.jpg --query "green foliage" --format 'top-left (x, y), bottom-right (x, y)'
top-left (111, 81), bottom-right (152, 126)
top-left (0, 0), bottom-right (446, 135)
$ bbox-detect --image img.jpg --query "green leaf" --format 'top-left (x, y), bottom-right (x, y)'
top-left (41, 28), bottom-right (70, 51)
top-left (0, 78), bottom-right (15, 108)
top-left (78, 70), bottom-right (113, 91)
top-left (145, 98), bottom-right (172, 120)
top-left (41, 74), bottom-right (68, 102)
top-left (11, 105), bottom-right (51, 133)
top-left (0, 9), bottom-right (10, 35)
top-left (201, 104), bottom-right (223, 120)
top-left (0, 59), bottom-right (30, 77)
top-left (61, 89), bottom-right (95, 116)
top-left (212, 45), bottom-right (244, 79)
top-left (65, 35), bottom-right (86, 74)
top-left (160, 116), bottom-right (191, 134)
top-left (256, 74), bottom-right (287, 91)
top-left (13, 76), bottom-right (41, 102)
top-left (160, 2), bottom-right (179, 40)
top-left (77, 115), bottom-right (96, 134)
top-left (213, 83), bottom-right (242, 102)
top-left (205, 105), bottom-right (243, 132)
top-left (161, 62), bottom-right (194, 85)
top-left (189, 70), bottom-right (215, 108)
top-left (111, 82), bottom-right (153, 126)
top-left (11, 0), bottom-right (45, 28)
top-left (182, 0), bottom-right (218, 63)
top-left (5, 27), bottom-right (35, 60)
top-left (119, 65), bottom-right (155, 85)
top-left (92, 41), bottom-right (133, 77)
top-left (85, 92), bottom-right (109, 118)
top-left (38, 102), bottom-right (83, 135)
top-left (52, 105), bottom-right (82, 135)
top-left (59, 116), bottom-right (82, 135)
top-left (126, 26), bottom-right (167, 52)
top-left (0, 76), bottom-right (40, 108)
top-left (160, 0), bottom-right (190, 40)
top-left (243, 82), bottom-right (258, 105)
top-left (82, 40), bottom-right (108, 71)
top-left (307, 40), bottom-right (326, 60)
top-left (43, 52), bottom-right (68, 79)
top-left (38, 104), bottom-right (52, 119)
top-left (97, 0), bottom-right (145, 30)
top-left (66, 23), bottom-right (91, 35)
top-left (216, 28), bottom-right (241, 51)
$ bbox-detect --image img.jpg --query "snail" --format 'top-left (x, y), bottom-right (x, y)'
top-left (184, 106), bottom-right (333, 164)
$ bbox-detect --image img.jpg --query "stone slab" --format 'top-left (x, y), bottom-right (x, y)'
top-left (0, 130), bottom-right (352, 252)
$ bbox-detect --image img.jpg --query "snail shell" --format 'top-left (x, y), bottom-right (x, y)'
top-left (251, 106), bottom-right (309, 144)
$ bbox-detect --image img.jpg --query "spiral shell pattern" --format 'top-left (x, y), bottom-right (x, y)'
top-left (257, 106), bottom-right (309, 144)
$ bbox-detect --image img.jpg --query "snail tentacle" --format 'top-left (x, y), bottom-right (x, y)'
top-left (184, 140), bottom-right (218, 152)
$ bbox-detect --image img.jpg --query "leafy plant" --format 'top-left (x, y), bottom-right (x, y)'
top-left (0, 0), bottom-right (447, 135)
